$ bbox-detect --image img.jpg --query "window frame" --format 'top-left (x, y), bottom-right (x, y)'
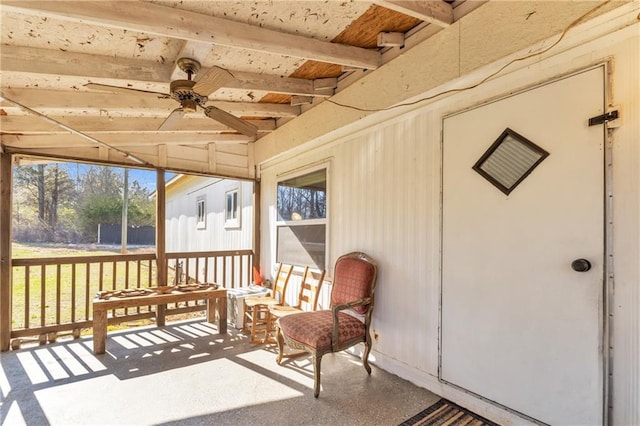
top-left (275, 163), bottom-right (329, 270)
top-left (196, 195), bottom-right (206, 230)
top-left (224, 188), bottom-right (241, 229)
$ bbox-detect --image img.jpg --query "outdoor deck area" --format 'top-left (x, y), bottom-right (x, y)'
top-left (1, 319), bottom-right (440, 425)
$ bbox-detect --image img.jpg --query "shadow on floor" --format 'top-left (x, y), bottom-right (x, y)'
top-left (1, 319), bottom-right (439, 425)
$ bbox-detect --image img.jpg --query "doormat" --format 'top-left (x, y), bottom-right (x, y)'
top-left (399, 399), bottom-right (499, 426)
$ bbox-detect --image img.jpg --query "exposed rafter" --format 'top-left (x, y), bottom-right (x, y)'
top-left (373, 1), bottom-right (453, 28)
top-left (1, 133), bottom-right (254, 149)
top-left (0, 89), bottom-right (300, 119)
top-left (1, 1), bottom-right (381, 70)
top-left (0, 46), bottom-right (336, 98)
top-left (0, 116), bottom-right (276, 134)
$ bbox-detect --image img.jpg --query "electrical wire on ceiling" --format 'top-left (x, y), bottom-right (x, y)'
top-left (326, 0), bottom-right (613, 113)
top-left (0, 93), bottom-right (152, 167)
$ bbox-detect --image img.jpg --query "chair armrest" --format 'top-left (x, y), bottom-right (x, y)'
top-left (331, 298), bottom-right (372, 351)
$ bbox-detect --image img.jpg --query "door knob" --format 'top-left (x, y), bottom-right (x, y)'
top-left (571, 259), bottom-right (592, 272)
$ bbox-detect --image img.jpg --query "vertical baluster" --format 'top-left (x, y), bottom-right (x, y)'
top-left (246, 254), bottom-right (250, 286)
top-left (112, 261), bottom-right (117, 318)
top-left (55, 264), bottom-right (61, 324)
top-left (193, 257), bottom-right (201, 307)
top-left (125, 260), bottom-right (130, 289)
top-left (249, 253), bottom-right (253, 286)
top-left (204, 257), bottom-right (209, 285)
top-left (222, 256), bottom-right (228, 289)
top-left (71, 263), bottom-right (76, 323)
top-left (238, 254), bottom-right (244, 289)
top-left (231, 255), bottom-right (236, 290)
top-left (148, 259), bottom-right (153, 313)
top-left (137, 260), bottom-right (142, 314)
top-left (213, 256), bottom-right (219, 287)
top-left (99, 262), bottom-right (104, 291)
top-left (40, 264), bottom-right (46, 327)
top-left (177, 256), bottom-right (186, 308)
top-left (24, 265), bottom-right (30, 329)
top-left (85, 263), bottom-right (91, 321)
top-left (124, 260), bottom-right (130, 315)
top-left (111, 261), bottom-right (116, 290)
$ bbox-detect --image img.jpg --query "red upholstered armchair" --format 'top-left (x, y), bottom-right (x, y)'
top-left (275, 252), bottom-right (378, 397)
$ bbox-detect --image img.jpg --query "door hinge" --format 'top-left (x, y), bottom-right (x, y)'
top-left (589, 110), bottom-right (619, 127)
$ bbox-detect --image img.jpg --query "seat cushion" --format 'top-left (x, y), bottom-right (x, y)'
top-left (278, 310), bottom-right (365, 351)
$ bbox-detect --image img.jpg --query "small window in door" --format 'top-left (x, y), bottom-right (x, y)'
top-left (225, 189), bottom-right (240, 229)
top-left (473, 127), bottom-right (549, 195)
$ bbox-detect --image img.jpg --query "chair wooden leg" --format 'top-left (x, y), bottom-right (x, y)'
top-left (313, 353), bottom-right (322, 398)
top-left (362, 341), bottom-right (372, 375)
top-left (275, 325), bottom-right (285, 365)
top-left (250, 305), bottom-right (260, 343)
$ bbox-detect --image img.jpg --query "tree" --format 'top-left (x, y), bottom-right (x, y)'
top-left (13, 163), bottom-right (75, 241)
top-left (79, 165), bottom-right (123, 199)
top-left (127, 180), bottom-right (155, 226)
top-left (77, 167), bottom-right (155, 239)
top-left (13, 162), bottom-right (156, 243)
top-left (76, 166), bottom-right (122, 239)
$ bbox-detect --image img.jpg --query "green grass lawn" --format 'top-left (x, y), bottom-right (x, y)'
top-left (11, 243), bottom-right (159, 331)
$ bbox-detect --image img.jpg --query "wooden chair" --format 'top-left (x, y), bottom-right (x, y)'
top-left (276, 252), bottom-right (377, 397)
top-left (243, 263), bottom-right (293, 343)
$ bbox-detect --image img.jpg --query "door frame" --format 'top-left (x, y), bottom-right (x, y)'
top-left (437, 62), bottom-right (613, 425)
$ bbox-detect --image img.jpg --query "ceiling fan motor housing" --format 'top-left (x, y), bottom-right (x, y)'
top-left (169, 80), bottom-right (208, 112)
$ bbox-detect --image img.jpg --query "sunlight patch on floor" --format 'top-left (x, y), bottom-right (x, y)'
top-left (3, 400), bottom-right (26, 426)
top-left (32, 356), bottom-right (303, 424)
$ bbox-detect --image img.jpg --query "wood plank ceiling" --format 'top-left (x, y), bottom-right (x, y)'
top-left (0, 1), bottom-right (454, 178)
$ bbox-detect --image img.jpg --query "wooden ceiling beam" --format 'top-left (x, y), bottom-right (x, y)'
top-left (0, 45), bottom-right (171, 83)
top-left (2, 1), bottom-right (381, 70)
top-left (0, 116), bottom-right (276, 133)
top-left (232, 72), bottom-right (335, 98)
top-left (1, 46), bottom-right (336, 98)
top-left (1, 133), bottom-right (253, 149)
top-left (0, 89), bottom-right (301, 118)
top-left (373, 1), bottom-right (453, 27)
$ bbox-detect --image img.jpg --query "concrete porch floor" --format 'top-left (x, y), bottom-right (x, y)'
top-left (1, 319), bottom-right (440, 425)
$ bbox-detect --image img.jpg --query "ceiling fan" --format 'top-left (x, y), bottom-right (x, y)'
top-left (85, 58), bottom-right (258, 138)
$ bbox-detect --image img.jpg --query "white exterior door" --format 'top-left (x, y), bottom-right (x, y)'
top-left (441, 67), bottom-right (605, 425)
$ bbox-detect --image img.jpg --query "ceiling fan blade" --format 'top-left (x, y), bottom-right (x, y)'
top-left (204, 106), bottom-right (258, 138)
top-left (84, 83), bottom-right (169, 98)
top-left (192, 67), bottom-right (236, 96)
top-left (158, 108), bottom-right (186, 131)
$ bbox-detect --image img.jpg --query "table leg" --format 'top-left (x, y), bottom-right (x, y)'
top-left (216, 296), bottom-right (227, 334)
top-left (93, 307), bottom-right (107, 354)
top-left (206, 297), bottom-right (215, 323)
top-left (156, 304), bottom-right (166, 326)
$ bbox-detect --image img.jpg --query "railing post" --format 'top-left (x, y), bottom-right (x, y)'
top-left (253, 180), bottom-right (261, 277)
top-left (0, 152), bottom-right (13, 351)
top-left (156, 169), bottom-right (167, 326)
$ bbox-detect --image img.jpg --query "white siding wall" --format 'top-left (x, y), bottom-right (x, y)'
top-left (165, 176), bottom-right (254, 252)
top-left (259, 21), bottom-right (639, 425)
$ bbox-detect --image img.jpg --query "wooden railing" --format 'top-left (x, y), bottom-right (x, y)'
top-left (10, 250), bottom-right (253, 345)
top-left (165, 250), bottom-right (253, 289)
